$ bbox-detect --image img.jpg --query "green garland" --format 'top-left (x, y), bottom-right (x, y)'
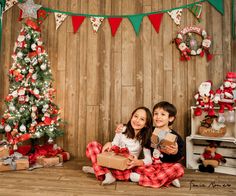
top-left (41, 0), bottom-right (206, 17)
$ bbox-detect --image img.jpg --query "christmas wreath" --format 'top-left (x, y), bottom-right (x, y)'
top-left (174, 26), bottom-right (213, 61)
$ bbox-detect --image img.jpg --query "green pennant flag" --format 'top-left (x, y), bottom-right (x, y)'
top-left (128, 15), bottom-right (144, 36)
top-left (208, 0), bottom-right (224, 14)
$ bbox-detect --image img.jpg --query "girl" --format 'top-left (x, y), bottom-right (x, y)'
top-left (82, 106), bottom-right (153, 185)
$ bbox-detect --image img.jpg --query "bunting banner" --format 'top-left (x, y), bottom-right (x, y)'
top-left (1, 0), bottom-right (234, 42)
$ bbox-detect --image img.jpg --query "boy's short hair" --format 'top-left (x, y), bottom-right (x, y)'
top-left (153, 101), bottom-right (177, 125)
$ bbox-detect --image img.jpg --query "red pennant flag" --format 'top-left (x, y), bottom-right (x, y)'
top-left (72, 16), bottom-right (86, 33)
top-left (148, 13), bottom-right (164, 33)
top-left (108, 18), bottom-right (122, 36)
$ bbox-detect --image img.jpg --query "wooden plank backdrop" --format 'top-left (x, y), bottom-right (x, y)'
top-left (0, 0), bottom-right (236, 160)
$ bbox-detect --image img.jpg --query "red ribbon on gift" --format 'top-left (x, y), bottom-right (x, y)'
top-left (111, 145), bottom-right (129, 158)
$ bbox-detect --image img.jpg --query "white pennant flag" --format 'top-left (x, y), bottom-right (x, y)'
top-left (168, 9), bottom-right (183, 25)
top-left (3, 0), bottom-right (18, 13)
top-left (90, 16), bottom-right (104, 32)
top-left (54, 12), bottom-right (68, 30)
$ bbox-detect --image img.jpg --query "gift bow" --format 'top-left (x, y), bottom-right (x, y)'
top-left (3, 152), bottom-right (23, 170)
top-left (111, 145), bottom-right (129, 157)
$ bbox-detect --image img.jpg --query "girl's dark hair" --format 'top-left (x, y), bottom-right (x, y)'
top-left (153, 101), bottom-right (177, 126)
top-left (123, 106), bottom-right (153, 148)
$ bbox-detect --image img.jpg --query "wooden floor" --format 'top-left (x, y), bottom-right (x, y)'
top-left (0, 160), bottom-right (235, 196)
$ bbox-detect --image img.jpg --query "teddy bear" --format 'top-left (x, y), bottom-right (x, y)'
top-left (214, 77), bottom-right (236, 123)
top-left (198, 142), bottom-right (226, 173)
top-left (194, 81), bottom-right (215, 116)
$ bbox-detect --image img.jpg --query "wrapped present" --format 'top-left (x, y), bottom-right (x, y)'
top-left (160, 132), bottom-right (177, 147)
top-left (0, 145), bottom-right (9, 159)
top-left (57, 152), bottom-right (70, 162)
top-left (36, 156), bottom-right (60, 167)
top-left (97, 151), bottom-right (130, 171)
top-left (151, 128), bottom-right (177, 148)
top-left (0, 155), bottom-right (29, 172)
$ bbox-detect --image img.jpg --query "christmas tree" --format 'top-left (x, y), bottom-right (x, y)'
top-left (0, 19), bottom-right (63, 149)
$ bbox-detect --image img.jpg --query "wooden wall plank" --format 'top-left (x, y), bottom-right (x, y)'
top-left (77, 0), bottom-right (88, 158)
top-left (142, 1), bottom-right (152, 109)
top-left (110, 0), bottom-right (122, 140)
top-left (121, 1), bottom-right (136, 86)
top-left (86, 0), bottom-right (100, 106)
top-left (151, 0), bottom-right (164, 104)
top-left (98, 0), bottom-right (112, 143)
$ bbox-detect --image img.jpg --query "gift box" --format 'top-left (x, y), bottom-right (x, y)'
top-left (0, 145), bottom-right (9, 159)
top-left (36, 156), bottom-right (60, 167)
top-left (0, 156), bottom-right (29, 172)
top-left (160, 132), bottom-right (177, 147)
top-left (57, 152), bottom-right (70, 162)
top-left (152, 128), bottom-right (177, 148)
top-left (97, 151), bottom-right (129, 171)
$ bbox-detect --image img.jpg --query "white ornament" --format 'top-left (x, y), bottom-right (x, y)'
top-left (44, 113), bottom-right (50, 117)
top-left (12, 91), bottom-right (18, 97)
top-left (24, 57), bottom-right (31, 63)
top-left (17, 35), bottom-right (25, 42)
top-left (33, 88), bottom-right (39, 95)
top-left (34, 132), bottom-right (42, 138)
top-left (25, 96), bottom-right (29, 102)
top-left (17, 52), bottom-right (23, 59)
top-left (43, 104), bottom-right (49, 109)
top-left (26, 34), bottom-right (31, 40)
top-left (31, 43), bottom-right (37, 51)
top-left (40, 63), bottom-right (47, 70)
top-left (5, 125), bottom-right (11, 132)
top-left (19, 124), bottom-right (26, 132)
top-left (20, 107), bottom-right (25, 112)
top-left (29, 68), bottom-right (34, 73)
top-left (32, 74), bottom-right (37, 80)
top-left (18, 88), bottom-right (26, 96)
top-left (37, 40), bottom-right (43, 46)
top-left (48, 138), bottom-right (54, 143)
top-left (32, 106), bottom-right (37, 112)
top-left (31, 112), bottom-right (36, 119)
top-left (9, 105), bottom-right (16, 111)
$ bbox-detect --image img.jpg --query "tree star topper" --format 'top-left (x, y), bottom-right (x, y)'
top-left (18, 0), bottom-right (42, 19)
